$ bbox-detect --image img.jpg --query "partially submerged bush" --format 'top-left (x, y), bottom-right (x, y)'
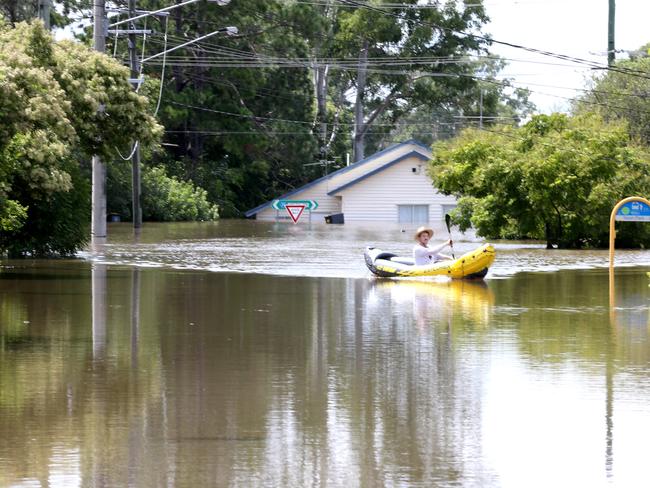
top-left (142, 166), bottom-right (219, 222)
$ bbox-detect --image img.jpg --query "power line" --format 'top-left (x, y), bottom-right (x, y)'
top-left (167, 100), bottom-right (519, 126)
top-left (155, 58), bottom-right (650, 118)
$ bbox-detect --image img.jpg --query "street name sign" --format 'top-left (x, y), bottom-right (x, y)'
top-left (615, 200), bottom-right (650, 222)
top-left (272, 199), bottom-right (319, 211)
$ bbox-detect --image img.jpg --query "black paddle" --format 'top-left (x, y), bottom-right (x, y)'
top-left (444, 213), bottom-right (456, 259)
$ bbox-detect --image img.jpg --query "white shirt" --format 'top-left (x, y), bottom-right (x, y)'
top-left (413, 242), bottom-right (448, 266)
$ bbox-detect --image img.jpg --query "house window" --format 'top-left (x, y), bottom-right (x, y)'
top-left (398, 205), bottom-right (429, 224)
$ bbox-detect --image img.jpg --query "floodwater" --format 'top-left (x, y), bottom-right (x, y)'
top-left (1, 221), bottom-right (650, 487)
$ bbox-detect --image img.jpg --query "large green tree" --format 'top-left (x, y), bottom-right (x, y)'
top-left (101, 0), bottom-right (323, 216)
top-left (332, 1), bottom-right (491, 161)
top-left (0, 21), bottom-right (161, 256)
top-left (102, 0), bottom-right (529, 214)
top-left (35, 1), bottom-right (534, 216)
top-left (429, 113), bottom-right (650, 249)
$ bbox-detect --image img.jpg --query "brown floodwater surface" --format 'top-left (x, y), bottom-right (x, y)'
top-left (1, 221), bottom-right (650, 487)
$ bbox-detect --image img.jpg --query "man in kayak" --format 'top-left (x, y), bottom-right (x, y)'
top-left (413, 226), bottom-right (452, 265)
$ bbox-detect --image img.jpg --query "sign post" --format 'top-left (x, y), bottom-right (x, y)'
top-left (272, 199), bottom-right (318, 224)
top-left (608, 196), bottom-right (650, 311)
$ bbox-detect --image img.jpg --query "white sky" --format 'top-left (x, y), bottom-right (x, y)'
top-left (484, 0), bottom-right (650, 112)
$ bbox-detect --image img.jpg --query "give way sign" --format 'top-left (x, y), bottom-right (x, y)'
top-left (285, 204), bottom-right (306, 224)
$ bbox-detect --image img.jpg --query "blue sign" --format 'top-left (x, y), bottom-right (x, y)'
top-left (615, 200), bottom-right (650, 222)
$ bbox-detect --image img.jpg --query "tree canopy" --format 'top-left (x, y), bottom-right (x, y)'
top-left (97, 0), bottom-right (530, 216)
top-left (1, 2), bottom-right (535, 236)
top-left (429, 113), bottom-right (650, 249)
top-left (0, 20), bottom-right (161, 256)
top-left (576, 44), bottom-right (650, 145)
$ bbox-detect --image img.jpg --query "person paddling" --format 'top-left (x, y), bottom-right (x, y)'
top-left (413, 226), bottom-right (452, 266)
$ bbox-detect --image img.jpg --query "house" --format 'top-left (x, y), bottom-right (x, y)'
top-left (245, 140), bottom-right (457, 224)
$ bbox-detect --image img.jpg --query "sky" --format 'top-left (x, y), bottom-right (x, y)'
top-left (484, 0), bottom-right (650, 112)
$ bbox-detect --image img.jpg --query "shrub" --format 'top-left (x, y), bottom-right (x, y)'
top-left (142, 166), bottom-right (218, 222)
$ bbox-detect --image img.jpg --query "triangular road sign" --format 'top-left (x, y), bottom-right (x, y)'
top-left (285, 204), bottom-right (306, 224)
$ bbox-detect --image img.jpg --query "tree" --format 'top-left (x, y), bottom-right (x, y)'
top-left (0, 21), bottom-right (161, 256)
top-left (331, 1), bottom-right (491, 161)
top-left (53, 1), bottom-right (532, 215)
top-left (429, 113), bottom-right (650, 249)
top-left (576, 43), bottom-right (650, 144)
top-left (0, 0), bottom-right (84, 28)
top-left (141, 166), bottom-right (218, 221)
top-left (387, 56), bottom-right (535, 147)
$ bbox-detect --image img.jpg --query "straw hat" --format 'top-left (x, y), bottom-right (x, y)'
top-left (414, 226), bottom-right (434, 240)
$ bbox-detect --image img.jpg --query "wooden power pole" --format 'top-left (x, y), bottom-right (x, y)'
top-left (128, 0), bottom-right (143, 228)
top-left (608, 0), bottom-right (616, 66)
top-left (92, 0), bottom-right (107, 238)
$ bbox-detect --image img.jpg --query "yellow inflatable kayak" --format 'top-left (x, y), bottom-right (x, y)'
top-left (364, 243), bottom-right (496, 279)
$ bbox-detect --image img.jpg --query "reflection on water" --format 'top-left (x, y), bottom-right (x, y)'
top-left (79, 221), bottom-right (650, 279)
top-left (1, 259), bottom-right (650, 487)
top-left (370, 279), bottom-right (494, 329)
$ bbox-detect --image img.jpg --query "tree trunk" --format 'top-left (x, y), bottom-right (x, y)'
top-left (353, 39), bottom-right (369, 162)
top-left (545, 222), bottom-right (553, 249)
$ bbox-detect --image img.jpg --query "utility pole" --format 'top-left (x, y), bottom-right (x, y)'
top-left (92, 0), bottom-right (107, 238)
top-left (608, 0), bottom-right (616, 66)
top-left (128, 0), bottom-right (143, 228)
top-left (479, 89), bottom-right (484, 130)
top-left (38, 0), bottom-right (51, 30)
top-left (100, 0), bottom-right (234, 233)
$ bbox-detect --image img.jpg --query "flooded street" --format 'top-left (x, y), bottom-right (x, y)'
top-left (2, 221), bottom-right (650, 487)
top-left (80, 221), bottom-right (650, 278)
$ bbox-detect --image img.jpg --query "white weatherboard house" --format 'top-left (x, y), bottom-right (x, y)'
top-left (245, 140), bottom-right (457, 224)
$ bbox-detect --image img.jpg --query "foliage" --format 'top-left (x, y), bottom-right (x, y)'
top-left (388, 57), bottom-right (535, 147)
top-left (97, 0), bottom-right (531, 215)
top-left (0, 159), bottom-right (90, 257)
top-left (575, 45), bottom-right (650, 145)
top-left (0, 0), bottom-right (84, 28)
top-left (429, 113), bottom-right (650, 249)
top-left (141, 166), bottom-right (218, 222)
top-left (332, 0), bottom-right (493, 161)
top-left (0, 199), bottom-right (26, 231)
top-left (132, 0), bottom-right (321, 217)
top-left (6, 3), bottom-right (535, 219)
top-left (0, 20), bottom-right (161, 256)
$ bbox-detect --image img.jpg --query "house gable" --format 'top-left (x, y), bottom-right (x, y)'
top-left (327, 151), bottom-right (429, 196)
top-left (244, 140), bottom-right (431, 217)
